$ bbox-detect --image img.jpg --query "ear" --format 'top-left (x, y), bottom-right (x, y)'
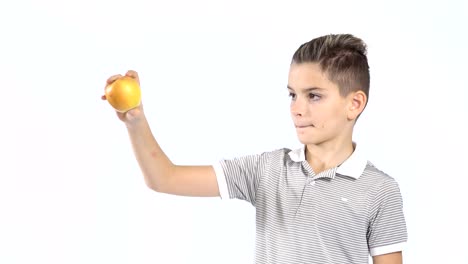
top-left (347, 91), bottom-right (367, 121)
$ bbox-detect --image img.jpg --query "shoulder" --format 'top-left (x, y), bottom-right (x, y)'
top-left (237, 147), bottom-right (299, 162)
top-left (218, 147), bottom-right (298, 167)
top-left (363, 161), bottom-right (399, 184)
top-left (264, 147), bottom-right (297, 158)
top-left (262, 147), bottom-right (302, 164)
top-left (363, 161), bottom-right (403, 199)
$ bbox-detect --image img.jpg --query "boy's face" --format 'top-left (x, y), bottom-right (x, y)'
top-left (287, 63), bottom-right (358, 146)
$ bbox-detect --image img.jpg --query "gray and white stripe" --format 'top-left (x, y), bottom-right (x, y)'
top-left (213, 146), bottom-right (407, 264)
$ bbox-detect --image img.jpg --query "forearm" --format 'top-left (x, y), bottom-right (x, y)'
top-left (125, 116), bottom-right (174, 191)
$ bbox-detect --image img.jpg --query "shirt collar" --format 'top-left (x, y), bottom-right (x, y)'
top-left (287, 142), bottom-right (368, 179)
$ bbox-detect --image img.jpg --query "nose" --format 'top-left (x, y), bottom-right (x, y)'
top-left (291, 97), bottom-right (307, 116)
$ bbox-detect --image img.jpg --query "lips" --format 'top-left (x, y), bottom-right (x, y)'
top-left (295, 124), bottom-right (314, 128)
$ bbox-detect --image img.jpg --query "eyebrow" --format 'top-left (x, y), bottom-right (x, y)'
top-left (287, 85), bottom-right (325, 92)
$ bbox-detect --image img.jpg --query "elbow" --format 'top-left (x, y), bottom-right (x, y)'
top-left (144, 174), bottom-right (169, 193)
top-left (144, 177), bottom-right (161, 192)
top-left (143, 165), bottom-right (174, 193)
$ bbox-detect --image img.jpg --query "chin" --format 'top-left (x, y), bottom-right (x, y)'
top-left (297, 135), bottom-right (324, 146)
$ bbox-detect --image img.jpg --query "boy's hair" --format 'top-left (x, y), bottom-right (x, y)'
top-left (292, 34), bottom-right (370, 104)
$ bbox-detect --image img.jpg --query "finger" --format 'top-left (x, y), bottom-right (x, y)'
top-left (125, 70), bottom-right (140, 83)
top-left (125, 70), bottom-right (138, 78)
top-left (106, 74), bottom-right (122, 85)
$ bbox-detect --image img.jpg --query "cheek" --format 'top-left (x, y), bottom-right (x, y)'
top-left (317, 106), bottom-right (345, 129)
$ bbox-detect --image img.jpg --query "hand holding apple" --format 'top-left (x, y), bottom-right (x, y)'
top-left (102, 70), bottom-right (145, 124)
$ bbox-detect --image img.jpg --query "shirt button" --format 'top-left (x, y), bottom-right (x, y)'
top-left (309, 180), bottom-right (315, 186)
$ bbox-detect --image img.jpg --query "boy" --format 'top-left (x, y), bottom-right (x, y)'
top-left (102, 34), bottom-right (408, 264)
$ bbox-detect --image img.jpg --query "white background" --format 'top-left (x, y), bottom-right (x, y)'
top-left (1, 0), bottom-right (467, 263)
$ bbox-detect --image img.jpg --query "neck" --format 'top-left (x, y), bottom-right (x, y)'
top-left (305, 134), bottom-right (355, 174)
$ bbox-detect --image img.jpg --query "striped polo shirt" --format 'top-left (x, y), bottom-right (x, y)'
top-left (213, 144), bottom-right (407, 264)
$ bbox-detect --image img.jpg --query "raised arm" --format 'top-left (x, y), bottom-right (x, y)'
top-left (102, 70), bottom-right (220, 197)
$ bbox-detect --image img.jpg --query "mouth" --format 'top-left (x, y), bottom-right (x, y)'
top-left (295, 124), bottom-right (314, 129)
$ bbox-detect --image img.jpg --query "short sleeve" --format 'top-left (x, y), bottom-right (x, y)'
top-left (367, 178), bottom-right (408, 256)
top-left (213, 151), bottom-right (271, 206)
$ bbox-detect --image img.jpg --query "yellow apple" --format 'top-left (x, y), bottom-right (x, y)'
top-left (105, 76), bottom-right (141, 112)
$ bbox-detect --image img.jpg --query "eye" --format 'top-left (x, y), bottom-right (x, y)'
top-left (288, 92), bottom-right (296, 100)
top-left (309, 93), bottom-right (321, 101)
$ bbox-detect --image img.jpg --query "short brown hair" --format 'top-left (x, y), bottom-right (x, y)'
top-left (292, 34), bottom-right (370, 102)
